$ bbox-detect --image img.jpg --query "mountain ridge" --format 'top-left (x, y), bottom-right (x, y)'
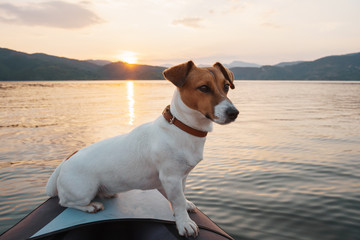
top-left (231, 52), bottom-right (360, 80)
top-left (0, 48), bottom-right (359, 80)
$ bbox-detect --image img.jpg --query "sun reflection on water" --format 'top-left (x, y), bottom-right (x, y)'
top-left (127, 81), bottom-right (135, 125)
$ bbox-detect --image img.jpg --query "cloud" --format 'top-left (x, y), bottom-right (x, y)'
top-left (0, 1), bottom-right (103, 29)
top-left (172, 17), bottom-right (204, 29)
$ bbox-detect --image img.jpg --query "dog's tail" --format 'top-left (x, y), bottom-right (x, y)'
top-left (45, 160), bottom-right (64, 197)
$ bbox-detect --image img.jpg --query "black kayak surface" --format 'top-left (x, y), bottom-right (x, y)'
top-left (0, 189), bottom-right (234, 240)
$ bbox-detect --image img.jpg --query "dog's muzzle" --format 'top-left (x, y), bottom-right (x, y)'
top-left (213, 100), bottom-right (239, 124)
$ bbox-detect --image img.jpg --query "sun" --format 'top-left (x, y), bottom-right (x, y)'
top-left (117, 51), bottom-right (138, 64)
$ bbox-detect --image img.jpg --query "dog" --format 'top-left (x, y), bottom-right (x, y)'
top-left (46, 60), bottom-right (239, 237)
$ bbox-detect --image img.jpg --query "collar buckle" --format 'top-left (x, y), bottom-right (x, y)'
top-left (169, 115), bottom-right (175, 124)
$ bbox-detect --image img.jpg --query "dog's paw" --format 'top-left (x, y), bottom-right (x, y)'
top-left (186, 200), bottom-right (197, 212)
top-left (176, 217), bottom-right (199, 237)
top-left (86, 202), bottom-right (104, 213)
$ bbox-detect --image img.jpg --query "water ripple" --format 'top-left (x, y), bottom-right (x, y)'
top-left (1, 81), bottom-right (360, 240)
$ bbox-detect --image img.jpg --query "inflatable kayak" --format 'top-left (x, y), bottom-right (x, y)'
top-left (0, 189), bottom-right (234, 240)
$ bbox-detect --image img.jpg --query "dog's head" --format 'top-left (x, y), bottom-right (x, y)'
top-left (163, 61), bottom-right (239, 124)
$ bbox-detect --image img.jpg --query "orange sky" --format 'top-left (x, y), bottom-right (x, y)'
top-left (0, 0), bottom-right (359, 66)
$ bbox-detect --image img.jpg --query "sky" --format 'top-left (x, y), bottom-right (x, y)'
top-left (0, 0), bottom-right (359, 66)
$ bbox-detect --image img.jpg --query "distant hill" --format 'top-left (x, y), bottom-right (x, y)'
top-left (99, 62), bottom-right (165, 80)
top-left (231, 53), bottom-right (360, 80)
top-left (225, 61), bottom-right (260, 68)
top-left (275, 61), bottom-right (305, 67)
top-left (1, 48), bottom-right (359, 80)
top-left (0, 48), bottom-right (101, 80)
top-left (197, 61), bottom-right (260, 68)
top-left (159, 63), bottom-right (173, 68)
top-left (86, 59), bottom-right (112, 66)
top-left (0, 48), bottom-right (165, 80)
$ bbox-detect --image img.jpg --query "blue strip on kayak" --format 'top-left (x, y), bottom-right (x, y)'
top-left (31, 189), bottom-right (175, 238)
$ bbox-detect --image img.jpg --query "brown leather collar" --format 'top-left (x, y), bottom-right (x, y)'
top-left (162, 105), bottom-right (208, 138)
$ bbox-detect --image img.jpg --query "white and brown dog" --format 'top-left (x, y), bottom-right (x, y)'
top-left (46, 61), bottom-right (239, 237)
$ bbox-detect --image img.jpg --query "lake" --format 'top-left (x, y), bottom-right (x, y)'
top-left (0, 80), bottom-right (359, 240)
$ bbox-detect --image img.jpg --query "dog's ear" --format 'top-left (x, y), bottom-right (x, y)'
top-left (213, 62), bottom-right (235, 89)
top-left (163, 60), bottom-right (195, 88)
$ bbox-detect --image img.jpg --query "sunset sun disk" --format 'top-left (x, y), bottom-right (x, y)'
top-left (118, 51), bottom-right (138, 64)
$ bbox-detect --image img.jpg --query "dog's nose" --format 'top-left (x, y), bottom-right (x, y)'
top-left (226, 107), bottom-right (239, 120)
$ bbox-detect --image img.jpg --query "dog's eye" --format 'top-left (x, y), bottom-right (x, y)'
top-left (198, 85), bottom-right (211, 93)
top-left (224, 83), bottom-right (230, 92)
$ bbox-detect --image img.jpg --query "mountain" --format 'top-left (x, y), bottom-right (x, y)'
top-left (197, 61), bottom-right (260, 68)
top-left (99, 62), bottom-right (165, 80)
top-left (1, 48), bottom-right (360, 80)
top-left (275, 61), bottom-right (305, 67)
top-left (230, 53), bottom-right (360, 80)
top-left (86, 59), bottom-right (112, 66)
top-left (0, 48), bottom-right (165, 80)
top-left (0, 48), bottom-right (101, 80)
top-left (225, 61), bottom-right (260, 68)
top-left (159, 63), bottom-right (173, 68)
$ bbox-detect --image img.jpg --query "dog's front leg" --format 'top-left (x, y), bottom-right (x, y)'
top-left (160, 174), bottom-right (199, 237)
top-left (182, 176), bottom-right (197, 213)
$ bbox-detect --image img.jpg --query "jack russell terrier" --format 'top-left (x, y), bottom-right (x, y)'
top-left (46, 61), bottom-right (239, 237)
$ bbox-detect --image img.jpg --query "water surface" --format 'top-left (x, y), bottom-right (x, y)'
top-left (1, 81), bottom-right (360, 240)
